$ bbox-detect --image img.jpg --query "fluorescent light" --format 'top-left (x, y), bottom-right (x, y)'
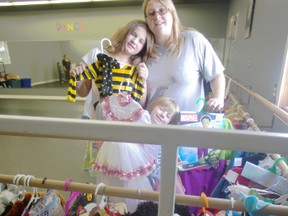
top-left (0, 0), bottom-right (96, 6)
top-left (12, 1), bottom-right (51, 6)
top-left (50, 0), bottom-right (93, 3)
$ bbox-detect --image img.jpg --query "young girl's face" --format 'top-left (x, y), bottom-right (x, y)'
top-left (150, 105), bottom-right (174, 125)
top-left (124, 26), bottom-right (147, 56)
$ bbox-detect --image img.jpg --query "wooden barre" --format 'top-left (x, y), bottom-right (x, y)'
top-left (225, 76), bottom-right (288, 177)
top-left (0, 95), bottom-right (85, 101)
top-left (0, 174), bottom-right (288, 215)
top-left (225, 75), bottom-right (288, 125)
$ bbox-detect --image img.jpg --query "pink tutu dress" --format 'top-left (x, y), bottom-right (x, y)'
top-left (93, 94), bottom-right (159, 212)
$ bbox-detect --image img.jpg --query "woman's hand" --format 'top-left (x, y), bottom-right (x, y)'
top-left (137, 62), bottom-right (149, 107)
top-left (70, 62), bottom-right (86, 76)
top-left (69, 62), bottom-right (92, 97)
top-left (205, 97), bottom-right (224, 113)
top-left (137, 62), bottom-right (149, 83)
top-left (206, 73), bottom-right (225, 112)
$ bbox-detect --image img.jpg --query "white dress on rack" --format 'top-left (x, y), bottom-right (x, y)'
top-left (93, 94), bottom-right (159, 213)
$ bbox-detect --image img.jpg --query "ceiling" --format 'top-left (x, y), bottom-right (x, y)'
top-left (0, 0), bottom-right (231, 12)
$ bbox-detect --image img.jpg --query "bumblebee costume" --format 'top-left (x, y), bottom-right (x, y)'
top-left (67, 53), bottom-right (144, 102)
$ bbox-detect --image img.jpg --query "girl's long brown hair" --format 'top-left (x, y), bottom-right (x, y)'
top-left (105, 19), bottom-right (157, 64)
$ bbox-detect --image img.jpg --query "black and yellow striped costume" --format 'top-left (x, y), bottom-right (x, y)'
top-left (67, 53), bottom-right (144, 102)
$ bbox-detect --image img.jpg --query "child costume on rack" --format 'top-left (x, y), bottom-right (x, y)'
top-left (67, 40), bottom-right (158, 213)
top-left (93, 94), bottom-right (158, 213)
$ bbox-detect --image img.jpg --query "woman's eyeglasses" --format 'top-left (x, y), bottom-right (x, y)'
top-left (145, 7), bottom-right (169, 20)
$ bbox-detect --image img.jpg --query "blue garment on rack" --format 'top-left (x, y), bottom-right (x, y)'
top-left (241, 192), bottom-right (271, 216)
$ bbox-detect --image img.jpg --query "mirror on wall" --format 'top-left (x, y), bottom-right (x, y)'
top-left (2, 38), bottom-right (224, 89)
top-left (0, 41), bottom-right (11, 64)
top-left (3, 40), bottom-right (101, 88)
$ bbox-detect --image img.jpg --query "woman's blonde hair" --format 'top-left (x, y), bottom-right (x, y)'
top-left (147, 97), bottom-right (180, 124)
top-left (142, 0), bottom-right (185, 58)
top-left (105, 19), bottom-right (157, 64)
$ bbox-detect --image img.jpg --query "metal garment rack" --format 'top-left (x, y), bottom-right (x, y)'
top-left (0, 76), bottom-right (288, 215)
top-left (0, 115), bottom-right (288, 215)
top-left (0, 173), bottom-right (287, 215)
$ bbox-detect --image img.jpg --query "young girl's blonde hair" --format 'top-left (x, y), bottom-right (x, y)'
top-left (147, 97), bottom-right (180, 125)
top-left (105, 19), bottom-right (157, 65)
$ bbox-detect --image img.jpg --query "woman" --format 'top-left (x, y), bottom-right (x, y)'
top-left (142, 0), bottom-right (226, 113)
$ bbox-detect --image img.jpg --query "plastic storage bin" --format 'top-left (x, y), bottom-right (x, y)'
top-left (21, 78), bottom-right (31, 88)
top-left (7, 79), bottom-right (21, 88)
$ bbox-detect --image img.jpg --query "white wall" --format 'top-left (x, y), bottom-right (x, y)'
top-left (224, 0), bottom-right (288, 132)
top-left (0, 4), bottom-right (229, 41)
top-left (0, 3), bottom-right (229, 84)
top-left (1, 0), bottom-right (287, 132)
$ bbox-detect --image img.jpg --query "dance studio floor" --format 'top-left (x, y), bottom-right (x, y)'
top-left (33, 80), bottom-right (69, 88)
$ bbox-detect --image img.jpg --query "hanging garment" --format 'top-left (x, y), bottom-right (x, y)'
top-left (122, 201), bottom-right (191, 216)
top-left (93, 94), bottom-right (157, 179)
top-left (28, 189), bottom-right (65, 216)
top-left (180, 159), bottom-right (227, 216)
top-left (148, 151), bottom-right (186, 194)
top-left (92, 94), bottom-right (158, 213)
top-left (4, 191), bottom-right (66, 216)
top-left (67, 53), bottom-right (144, 102)
top-left (82, 140), bottom-right (103, 177)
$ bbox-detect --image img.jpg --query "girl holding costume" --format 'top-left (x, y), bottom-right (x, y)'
top-left (68, 19), bottom-right (157, 107)
top-left (68, 19), bottom-right (159, 212)
top-left (70, 20), bottom-right (157, 178)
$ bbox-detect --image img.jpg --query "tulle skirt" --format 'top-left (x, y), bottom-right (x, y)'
top-left (92, 94), bottom-right (160, 212)
top-left (93, 141), bottom-right (157, 180)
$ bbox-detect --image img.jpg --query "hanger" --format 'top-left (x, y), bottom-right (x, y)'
top-left (64, 178), bottom-right (81, 216)
top-left (100, 38), bottom-right (112, 53)
top-left (13, 174), bottom-right (26, 200)
top-left (227, 183), bottom-right (280, 202)
top-left (196, 98), bottom-right (206, 114)
top-left (274, 194), bottom-right (288, 206)
top-left (201, 191), bottom-right (209, 214)
top-left (21, 175), bottom-right (40, 216)
top-left (94, 182), bottom-right (107, 209)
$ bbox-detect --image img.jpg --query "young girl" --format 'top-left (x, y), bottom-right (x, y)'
top-left (68, 19), bottom-right (157, 107)
top-left (92, 96), bottom-right (181, 213)
top-left (68, 19), bottom-right (156, 176)
top-left (147, 96), bottom-right (179, 125)
top-left (67, 20), bottom-right (159, 212)
top-left (147, 97), bottom-right (186, 195)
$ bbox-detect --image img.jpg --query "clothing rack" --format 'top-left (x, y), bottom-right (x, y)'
top-left (1, 76), bottom-right (288, 215)
top-left (0, 115), bottom-right (288, 216)
top-left (0, 94), bottom-right (85, 101)
top-left (1, 174), bottom-right (288, 215)
top-left (225, 75), bottom-right (288, 177)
